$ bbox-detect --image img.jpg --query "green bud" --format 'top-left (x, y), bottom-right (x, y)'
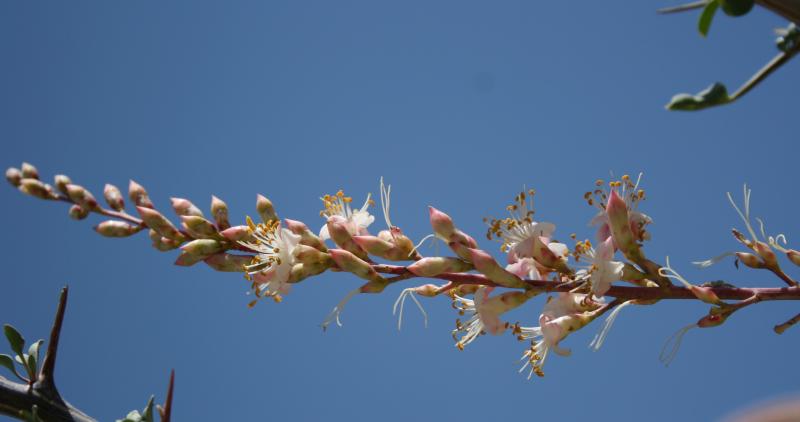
top-left (210, 195), bottom-right (230, 230)
top-left (256, 194), bottom-right (278, 223)
top-left (94, 220), bottom-right (142, 237)
top-left (5, 168), bottom-right (22, 187)
top-left (203, 253), bottom-right (252, 272)
top-left (68, 204), bottom-right (90, 220)
top-left (19, 179), bottom-right (53, 200)
top-left (53, 175), bottom-right (72, 195)
top-left (20, 163), bottom-right (38, 180)
top-left (181, 215), bottom-right (220, 239)
top-left (137, 206), bottom-right (185, 241)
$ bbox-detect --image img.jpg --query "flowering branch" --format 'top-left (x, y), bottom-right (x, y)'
top-left (6, 163), bottom-right (800, 379)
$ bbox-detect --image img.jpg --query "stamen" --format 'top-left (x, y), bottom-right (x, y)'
top-left (658, 256), bottom-right (694, 289)
top-left (659, 323), bottom-right (696, 366)
top-left (321, 288), bottom-right (360, 332)
top-left (692, 252), bottom-right (735, 269)
top-left (392, 287), bottom-right (429, 330)
top-left (589, 300), bottom-right (633, 351)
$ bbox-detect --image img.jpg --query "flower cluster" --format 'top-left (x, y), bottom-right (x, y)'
top-left (7, 162), bottom-right (800, 380)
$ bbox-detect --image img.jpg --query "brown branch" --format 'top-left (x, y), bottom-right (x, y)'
top-left (160, 370), bottom-right (175, 422)
top-left (756, 0), bottom-right (800, 23)
top-left (374, 264), bottom-right (800, 301)
top-left (774, 312), bottom-right (800, 334)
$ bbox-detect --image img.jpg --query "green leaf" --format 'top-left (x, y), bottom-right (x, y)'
top-left (142, 395), bottom-right (155, 421)
top-left (3, 324), bottom-right (25, 357)
top-left (117, 410), bottom-right (143, 422)
top-left (698, 0), bottom-right (719, 37)
top-left (27, 340), bottom-right (43, 368)
top-left (0, 354), bottom-right (25, 381)
top-left (25, 352), bottom-right (37, 380)
top-left (666, 82), bottom-right (731, 111)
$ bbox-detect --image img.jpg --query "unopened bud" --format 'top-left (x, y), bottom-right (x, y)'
top-left (180, 239), bottom-right (223, 257)
top-left (149, 229), bottom-right (181, 251)
top-left (408, 257), bottom-right (473, 277)
top-left (731, 228), bottom-right (749, 247)
top-left (94, 220), bottom-right (142, 237)
top-left (220, 225), bottom-right (251, 242)
top-left (5, 168), bottom-right (22, 187)
top-left (54, 175), bottom-right (72, 194)
top-left (19, 178), bottom-right (53, 199)
top-left (689, 285), bottom-right (723, 305)
top-left (20, 163), bottom-right (39, 179)
top-left (429, 206), bottom-right (456, 241)
top-left (103, 184), bottom-right (125, 211)
top-left (203, 253), bottom-right (252, 272)
top-left (66, 184), bottom-right (99, 210)
top-left (352, 235), bottom-right (410, 261)
top-left (413, 284), bottom-right (441, 297)
top-left (697, 311), bottom-right (730, 328)
top-left (180, 215), bottom-right (220, 239)
top-left (326, 216), bottom-right (369, 260)
top-left (171, 197), bottom-right (204, 217)
top-left (137, 206), bottom-right (185, 241)
top-left (293, 244), bottom-right (333, 266)
top-left (736, 252), bottom-right (764, 269)
top-left (68, 204), bottom-right (90, 220)
top-left (754, 241), bottom-right (778, 268)
top-left (256, 194), bottom-right (278, 223)
top-left (328, 249), bottom-right (384, 285)
top-left (128, 180), bottom-right (154, 208)
top-left (284, 218), bottom-right (327, 252)
top-left (530, 237), bottom-right (571, 274)
top-left (787, 250), bottom-right (800, 267)
top-left (468, 248), bottom-right (526, 288)
top-left (210, 196), bottom-right (230, 230)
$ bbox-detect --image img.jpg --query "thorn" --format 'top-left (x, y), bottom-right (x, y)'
top-left (34, 286), bottom-right (68, 399)
top-left (160, 369), bottom-right (175, 422)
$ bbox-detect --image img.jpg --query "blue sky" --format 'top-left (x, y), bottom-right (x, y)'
top-left (1, 1), bottom-right (798, 421)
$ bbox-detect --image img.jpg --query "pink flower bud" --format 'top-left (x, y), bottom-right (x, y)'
top-left (149, 229), bottom-right (181, 251)
top-left (137, 206), bottom-right (185, 241)
top-left (352, 235), bottom-right (411, 261)
top-left (754, 241), bottom-right (778, 268)
top-left (293, 244), bottom-right (333, 266)
top-left (20, 162), bottom-right (39, 180)
top-left (65, 184), bottom-right (98, 210)
top-left (19, 178), bottom-right (53, 200)
top-left (203, 253), bottom-right (252, 272)
top-left (220, 225), bottom-right (251, 242)
top-left (94, 220), bottom-right (142, 237)
top-left (530, 237), bottom-right (571, 274)
top-left (414, 284), bottom-right (440, 297)
top-left (787, 250), bottom-right (800, 267)
top-left (174, 251), bottom-right (206, 266)
top-left (210, 195), bottom-right (230, 230)
top-left (467, 248), bottom-right (527, 288)
top-left (328, 249), bottom-right (384, 285)
top-left (180, 239), bottom-right (223, 257)
top-left (689, 285), bottom-right (723, 305)
top-left (54, 175), bottom-right (72, 195)
top-left (256, 194), bottom-right (278, 223)
top-left (5, 167), bottom-right (22, 187)
top-left (171, 197), bottom-right (204, 217)
top-left (284, 218), bottom-right (328, 252)
top-left (407, 257), bottom-right (473, 277)
top-left (103, 184), bottom-right (125, 211)
top-left (326, 217), bottom-right (369, 260)
top-left (429, 206), bottom-right (456, 241)
top-left (736, 252), bottom-right (764, 269)
top-left (68, 204), bottom-right (90, 220)
top-left (181, 215), bottom-right (220, 239)
top-left (697, 312), bottom-right (729, 328)
top-left (128, 180), bottom-right (154, 208)
top-left (606, 190), bottom-right (642, 260)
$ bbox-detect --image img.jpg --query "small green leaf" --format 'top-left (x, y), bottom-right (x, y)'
top-left (666, 82), bottom-right (731, 111)
top-left (698, 0), bottom-right (719, 37)
top-left (26, 353), bottom-right (37, 381)
top-left (27, 340), bottom-right (43, 368)
top-left (142, 395), bottom-right (155, 421)
top-left (3, 324), bottom-right (25, 357)
top-left (117, 410), bottom-right (143, 422)
top-left (0, 354), bottom-right (25, 381)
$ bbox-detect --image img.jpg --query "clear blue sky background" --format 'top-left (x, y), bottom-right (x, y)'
top-left (1, 2), bottom-right (798, 421)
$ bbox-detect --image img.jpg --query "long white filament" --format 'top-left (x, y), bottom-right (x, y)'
top-left (659, 323), bottom-right (696, 366)
top-left (321, 288), bottom-right (360, 332)
top-left (392, 288), bottom-right (429, 330)
top-left (589, 300), bottom-right (633, 351)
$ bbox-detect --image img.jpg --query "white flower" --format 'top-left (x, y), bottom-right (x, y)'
top-left (575, 237), bottom-right (625, 297)
top-left (238, 219), bottom-right (301, 302)
top-left (451, 286), bottom-right (507, 350)
top-left (586, 174), bottom-right (652, 243)
top-left (318, 190), bottom-right (375, 241)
